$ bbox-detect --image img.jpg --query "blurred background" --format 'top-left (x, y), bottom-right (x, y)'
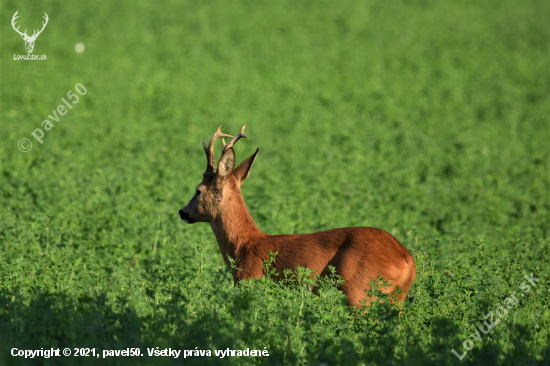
top-left (1, 0), bottom-right (549, 364)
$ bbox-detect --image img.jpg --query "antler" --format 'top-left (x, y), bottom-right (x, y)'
top-left (202, 126), bottom-right (233, 172)
top-left (11, 11), bottom-right (28, 37)
top-left (11, 11), bottom-right (48, 40)
top-left (30, 13), bottom-right (48, 39)
top-left (222, 124), bottom-right (247, 155)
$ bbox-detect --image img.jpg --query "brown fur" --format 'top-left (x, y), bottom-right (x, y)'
top-left (180, 128), bottom-right (416, 307)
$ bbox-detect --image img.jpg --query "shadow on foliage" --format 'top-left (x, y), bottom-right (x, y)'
top-left (0, 290), bottom-right (279, 366)
top-left (0, 281), bottom-right (547, 365)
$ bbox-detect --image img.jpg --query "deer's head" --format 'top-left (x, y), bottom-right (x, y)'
top-left (12, 11), bottom-right (49, 54)
top-left (179, 125), bottom-right (258, 224)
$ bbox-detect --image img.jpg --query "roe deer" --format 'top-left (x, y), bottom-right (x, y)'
top-left (179, 125), bottom-right (416, 307)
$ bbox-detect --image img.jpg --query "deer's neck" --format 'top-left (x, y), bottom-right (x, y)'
top-left (210, 188), bottom-right (264, 261)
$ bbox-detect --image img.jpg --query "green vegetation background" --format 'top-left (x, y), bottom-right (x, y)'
top-left (1, 0), bottom-right (549, 365)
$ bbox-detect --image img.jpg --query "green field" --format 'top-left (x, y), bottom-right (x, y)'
top-left (1, 0), bottom-right (549, 365)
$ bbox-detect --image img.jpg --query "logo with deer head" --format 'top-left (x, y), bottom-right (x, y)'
top-left (11, 11), bottom-right (49, 54)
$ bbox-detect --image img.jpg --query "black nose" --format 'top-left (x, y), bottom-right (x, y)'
top-left (179, 209), bottom-right (190, 221)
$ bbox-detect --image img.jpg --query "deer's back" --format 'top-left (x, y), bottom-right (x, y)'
top-left (237, 227), bottom-right (413, 280)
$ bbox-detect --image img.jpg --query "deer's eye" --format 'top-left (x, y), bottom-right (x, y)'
top-left (196, 190), bottom-right (201, 197)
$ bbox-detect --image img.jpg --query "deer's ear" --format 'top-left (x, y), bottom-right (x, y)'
top-left (217, 148), bottom-right (235, 178)
top-left (234, 148), bottom-right (259, 184)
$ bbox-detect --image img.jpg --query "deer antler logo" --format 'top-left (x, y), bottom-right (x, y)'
top-left (11, 11), bottom-right (49, 54)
